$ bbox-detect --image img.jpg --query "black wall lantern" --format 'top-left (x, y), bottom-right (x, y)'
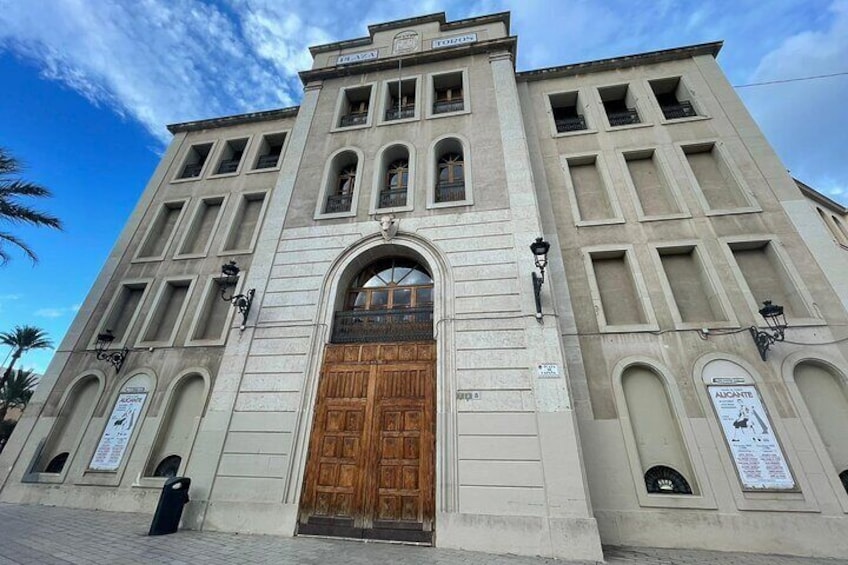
top-left (218, 261), bottom-right (255, 330)
top-left (95, 329), bottom-right (128, 373)
top-left (530, 237), bottom-right (551, 322)
top-left (749, 300), bottom-right (788, 361)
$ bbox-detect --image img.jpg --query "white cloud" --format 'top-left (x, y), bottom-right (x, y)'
top-left (741, 0), bottom-right (848, 200)
top-left (34, 306), bottom-right (77, 318)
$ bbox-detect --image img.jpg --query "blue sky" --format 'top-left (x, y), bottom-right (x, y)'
top-left (1, 0), bottom-right (846, 373)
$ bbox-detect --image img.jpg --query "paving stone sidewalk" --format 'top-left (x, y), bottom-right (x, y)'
top-left (0, 503), bottom-right (845, 565)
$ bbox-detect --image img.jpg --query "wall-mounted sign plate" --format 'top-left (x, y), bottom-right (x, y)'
top-left (337, 50), bottom-right (379, 65)
top-left (433, 33), bottom-right (477, 49)
top-left (537, 363), bottom-right (560, 378)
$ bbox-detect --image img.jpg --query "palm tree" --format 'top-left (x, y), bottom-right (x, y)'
top-left (0, 368), bottom-right (38, 423)
top-left (0, 325), bottom-right (53, 395)
top-left (0, 147), bottom-right (63, 264)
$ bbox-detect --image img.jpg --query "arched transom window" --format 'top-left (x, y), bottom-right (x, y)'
top-left (334, 258), bottom-right (434, 343)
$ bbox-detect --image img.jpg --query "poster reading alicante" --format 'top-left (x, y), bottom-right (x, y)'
top-left (708, 385), bottom-right (795, 490)
top-left (89, 392), bottom-right (147, 471)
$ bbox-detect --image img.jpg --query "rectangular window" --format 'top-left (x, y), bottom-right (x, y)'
top-left (178, 142), bottom-right (213, 179)
top-left (549, 91), bottom-right (587, 133)
top-left (682, 143), bottom-right (750, 211)
top-left (222, 192), bottom-right (267, 252)
top-left (590, 250), bottom-right (648, 326)
top-left (658, 245), bottom-right (727, 323)
top-left (599, 84), bottom-right (640, 127)
top-left (140, 279), bottom-right (192, 344)
top-left (623, 149), bottom-right (681, 217)
top-left (563, 155), bottom-right (618, 222)
top-left (728, 241), bottom-right (813, 318)
top-left (189, 278), bottom-right (232, 342)
top-left (100, 283), bottom-right (147, 344)
top-left (339, 86), bottom-right (372, 127)
top-left (253, 132), bottom-right (286, 170)
top-left (214, 138), bottom-right (248, 175)
top-left (137, 201), bottom-right (185, 260)
top-left (385, 78), bottom-right (416, 121)
top-left (177, 197), bottom-right (224, 256)
top-left (649, 77), bottom-right (698, 120)
top-left (432, 72), bottom-right (464, 114)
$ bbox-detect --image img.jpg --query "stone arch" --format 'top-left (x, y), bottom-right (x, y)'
top-left (35, 371), bottom-right (105, 476)
top-left (285, 232), bottom-right (458, 513)
top-left (613, 357), bottom-right (697, 495)
top-left (143, 368), bottom-right (211, 478)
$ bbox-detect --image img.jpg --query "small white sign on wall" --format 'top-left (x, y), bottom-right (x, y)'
top-left (537, 363), bottom-right (560, 378)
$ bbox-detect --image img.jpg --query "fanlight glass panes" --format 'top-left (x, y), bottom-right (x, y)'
top-left (334, 258), bottom-right (434, 343)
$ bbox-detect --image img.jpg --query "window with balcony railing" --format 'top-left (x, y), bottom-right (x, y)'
top-left (332, 258), bottom-right (434, 343)
top-left (436, 153), bottom-right (465, 203)
top-left (550, 92), bottom-right (587, 133)
top-left (338, 86), bottom-right (372, 128)
top-left (432, 71), bottom-right (464, 115)
top-left (178, 142), bottom-right (212, 179)
top-left (599, 85), bottom-right (641, 127)
top-left (214, 138), bottom-right (247, 175)
top-left (379, 159), bottom-right (409, 208)
top-left (325, 163), bottom-right (356, 214)
top-left (253, 132), bottom-right (286, 170)
top-left (651, 78), bottom-right (699, 121)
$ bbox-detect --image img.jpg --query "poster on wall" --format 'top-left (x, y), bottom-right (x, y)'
top-left (707, 385), bottom-right (795, 490)
top-left (89, 392), bottom-right (147, 471)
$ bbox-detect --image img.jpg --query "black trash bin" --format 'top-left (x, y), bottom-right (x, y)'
top-left (149, 476), bottom-right (191, 536)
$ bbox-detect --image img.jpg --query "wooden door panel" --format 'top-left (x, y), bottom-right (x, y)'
top-left (300, 343), bottom-right (435, 542)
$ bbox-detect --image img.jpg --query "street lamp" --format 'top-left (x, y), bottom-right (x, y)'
top-left (218, 261), bottom-right (255, 330)
top-left (95, 329), bottom-right (128, 373)
top-left (529, 237), bottom-right (551, 322)
top-left (749, 300), bottom-right (788, 361)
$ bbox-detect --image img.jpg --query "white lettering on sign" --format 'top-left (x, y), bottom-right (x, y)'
top-left (537, 363), bottom-right (560, 378)
top-left (432, 33), bottom-right (477, 49)
top-left (337, 50), bottom-right (379, 65)
top-left (710, 376), bottom-right (748, 385)
top-left (90, 392), bottom-right (147, 471)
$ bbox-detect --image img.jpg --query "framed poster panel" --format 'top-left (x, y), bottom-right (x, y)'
top-left (89, 391), bottom-right (147, 471)
top-left (707, 384), bottom-right (796, 491)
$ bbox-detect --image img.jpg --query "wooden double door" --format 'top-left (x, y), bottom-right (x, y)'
top-left (298, 342), bottom-right (436, 543)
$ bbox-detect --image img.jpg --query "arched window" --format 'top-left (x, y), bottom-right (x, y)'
top-left (436, 153), bottom-right (465, 203)
top-left (622, 364), bottom-right (696, 495)
top-left (333, 258), bottom-right (433, 343)
top-left (153, 455), bottom-right (183, 478)
top-left (644, 464), bottom-right (692, 494)
top-left (37, 374), bottom-right (101, 474)
top-left (795, 361), bottom-right (848, 495)
top-left (325, 152), bottom-right (358, 214)
top-left (381, 159), bottom-right (409, 208)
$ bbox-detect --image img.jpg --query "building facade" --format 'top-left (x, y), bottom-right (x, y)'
top-left (2, 12), bottom-right (848, 560)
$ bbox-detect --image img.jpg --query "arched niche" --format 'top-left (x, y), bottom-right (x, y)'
top-left (621, 364), bottom-right (696, 494)
top-left (36, 373), bottom-right (103, 475)
top-left (143, 372), bottom-right (208, 478)
top-left (794, 361), bottom-right (848, 493)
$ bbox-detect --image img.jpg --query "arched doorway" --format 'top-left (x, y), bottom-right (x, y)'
top-left (298, 257), bottom-right (436, 543)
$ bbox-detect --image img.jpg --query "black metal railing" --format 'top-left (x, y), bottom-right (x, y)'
top-left (332, 308), bottom-right (433, 343)
top-left (216, 159), bottom-right (241, 174)
top-left (435, 181), bottom-right (465, 203)
top-left (606, 109), bottom-right (640, 126)
top-left (325, 194), bottom-right (353, 214)
top-left (661, 101), bottom-right (697, 120)
top-left (255, 154), bottom-right (280, 169)
top-left (554, 115), bottom-right (587, 133)
top-left (378, 188), bottom-right (407, 208)
top-left (180, 163), bottom-right (203, 178)
top-left (339, 112), bottom-right (368, 127)
top-left (433, 99), bottom-right (464, 114)
top-left (385, 106), bottom-right (415, 121)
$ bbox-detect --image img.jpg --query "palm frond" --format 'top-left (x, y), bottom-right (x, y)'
top-left (0, 179), bottom-right (54, 199)
top-left (0, 231), bottom-right (37, 264)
